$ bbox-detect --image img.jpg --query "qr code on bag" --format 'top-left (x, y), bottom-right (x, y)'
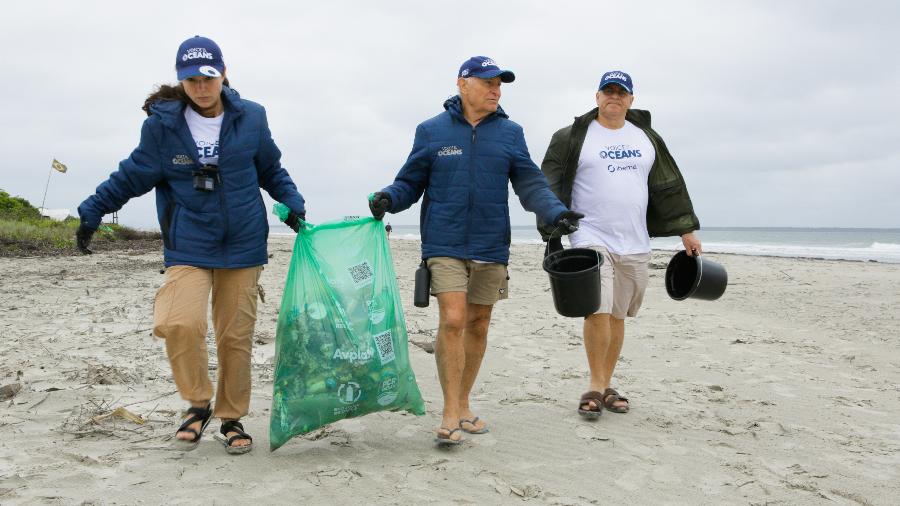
top-left (373, 330), bottom-right (395, 364)
top-left (347, 261), bottom-right (374, 288)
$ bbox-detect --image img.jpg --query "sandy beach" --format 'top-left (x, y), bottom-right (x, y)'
top-left (2, 236), bottom-right (899, 505)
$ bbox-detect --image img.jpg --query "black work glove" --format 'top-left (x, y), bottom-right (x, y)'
top-left (545, 237), bottom-right (563, 257)
top-left (284, 211), bottom-right (305, 233)
top-left (368, 192), bottom-right (392, 221)
top-left (76, 223), bottom-right (95, 255)
top-left (554, 210), bottom-right (584, 235)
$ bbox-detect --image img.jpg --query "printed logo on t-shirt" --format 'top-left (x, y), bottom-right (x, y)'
top-left (600, 144), bottom-right (642, 173)
top-left (598, 144), bottom-right (642, 160)
top-left (196, 140), bottom-right (219, 161)
top-left (437, 146), bottom-right (463, 156)
top-left (184, 107), bottom-right (222, 165)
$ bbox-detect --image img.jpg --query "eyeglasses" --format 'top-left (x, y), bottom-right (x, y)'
top-left (601, 87), bottom-right (630, 97)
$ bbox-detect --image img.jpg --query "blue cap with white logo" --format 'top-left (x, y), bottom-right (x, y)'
top-left (458, 56), bottom-right (515, 83)
top-left (175, 36), bottom-right (225, 81)
top-left (598, 71), bottom-right (633, 94)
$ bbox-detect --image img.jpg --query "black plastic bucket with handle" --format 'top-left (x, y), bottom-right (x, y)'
top-left (543, 248), bottom-right (603, 317)
top-left (665, 250), bottom-right (728, 301)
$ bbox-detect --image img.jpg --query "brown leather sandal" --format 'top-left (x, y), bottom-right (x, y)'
top-left (602, 388), bottom-right (630, 413)
top-left (578, 391), bottom-right (604, 419)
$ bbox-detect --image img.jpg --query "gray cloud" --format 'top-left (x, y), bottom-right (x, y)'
top-left (1, 0), bottom-right (897, 229)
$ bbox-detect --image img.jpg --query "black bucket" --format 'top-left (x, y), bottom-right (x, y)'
top-left (543, 248), bottom-right (603, 317)
top-left (665, 251), bottom-right (728, 301)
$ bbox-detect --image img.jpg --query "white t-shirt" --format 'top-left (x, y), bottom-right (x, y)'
top-left (569, 119), bottom-right (656, 255)
top-left (184, 106), bottom-right (223, 165)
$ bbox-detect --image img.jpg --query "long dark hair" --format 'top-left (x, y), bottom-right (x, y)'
top-left (141, 77), bottom-right (231, 116)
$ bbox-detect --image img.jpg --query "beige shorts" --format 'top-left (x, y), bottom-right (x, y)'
top-left (589, 246), bottom-right (651, 319)
top-left (426, 257), bottom-right (509, 306)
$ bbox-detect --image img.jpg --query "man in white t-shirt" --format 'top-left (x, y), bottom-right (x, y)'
top-left (538, 71), bottom-right (702, 418)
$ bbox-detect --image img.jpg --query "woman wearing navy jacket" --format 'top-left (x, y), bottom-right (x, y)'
top-left (76, 36), bottom-right (306, 454)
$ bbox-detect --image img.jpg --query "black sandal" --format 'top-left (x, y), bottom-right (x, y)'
top-left (174, 403), bottom-right (212, 450)
top-left (218, 420), bottom-right (253, 455)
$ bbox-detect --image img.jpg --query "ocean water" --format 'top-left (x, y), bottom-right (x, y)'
top-left (271, 224), bottom-right (900, 263)
top-left (645, 227), bottom-right (900, 264)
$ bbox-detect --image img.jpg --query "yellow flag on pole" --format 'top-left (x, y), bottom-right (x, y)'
top-left (51, 158), bottom-right (68, 173)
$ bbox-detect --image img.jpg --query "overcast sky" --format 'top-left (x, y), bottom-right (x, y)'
top-left (1, 0), bottom-right (898, 229)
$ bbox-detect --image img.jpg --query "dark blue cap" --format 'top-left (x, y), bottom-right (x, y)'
top-left (598, 71), bottom-right (633, 94)
top-left (175, 36), bottom-right (225, 80)
top-left (458, 56), bottom-right (515, 83)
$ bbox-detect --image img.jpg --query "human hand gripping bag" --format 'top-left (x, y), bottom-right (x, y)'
top-left (269, 204), bottom-right (425, 450)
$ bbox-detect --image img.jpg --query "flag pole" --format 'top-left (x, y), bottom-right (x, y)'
top-left (39, 159), bottom-right (54, 215)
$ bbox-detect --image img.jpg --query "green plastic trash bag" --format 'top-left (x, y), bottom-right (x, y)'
top-left (269, 203), bottom-right (425, 451)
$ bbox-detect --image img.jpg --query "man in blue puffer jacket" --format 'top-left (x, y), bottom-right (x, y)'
top-left (368, 56), bottom-right (583, 445)
top-left (76, 36), bottom-right (306, 454)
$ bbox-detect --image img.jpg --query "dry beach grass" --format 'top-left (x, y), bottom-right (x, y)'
top-left (1, 237), bottom-right (899, 504)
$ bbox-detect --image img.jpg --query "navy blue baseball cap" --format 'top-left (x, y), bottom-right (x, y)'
top-left (458, 56), bottom-right (515, 83)
top-left (598, 71), bottom-right (633, 94)
top-left (175, 36), bottom-right (225, 80)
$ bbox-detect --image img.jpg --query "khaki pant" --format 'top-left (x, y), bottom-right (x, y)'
top-left (153, 265), bottom-right (262, 420)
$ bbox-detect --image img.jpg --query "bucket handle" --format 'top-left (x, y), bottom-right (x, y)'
top-left (692, 250), bottom-right (703, 287)
top-left (543, 223), bottom-right (566, 258)
top-left (543, 224), bottom-right (602, 269)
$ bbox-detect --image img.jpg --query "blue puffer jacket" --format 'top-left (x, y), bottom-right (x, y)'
top-left (77, 87), bottom-right (305, 269)
top-left (382, 95), bottom-right (567, 264)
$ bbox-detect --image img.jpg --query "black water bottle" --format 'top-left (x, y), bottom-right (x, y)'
top-left (414, 260), bottom-right (431, 308)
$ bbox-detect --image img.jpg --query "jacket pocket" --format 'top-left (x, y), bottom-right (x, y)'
top-left (161, 203), bottom-right (177, 250)
top-left (505, 211), bottom-right (511, 246)
top-left (257, 195), bottom-right (269, 237)
top-left (649, 183), bottom-right (690, 221)
top-left (421, 201), bottom-right (432, 244)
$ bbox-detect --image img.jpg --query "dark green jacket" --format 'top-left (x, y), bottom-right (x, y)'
top-left (537, 107), bottom-right (700, 240)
